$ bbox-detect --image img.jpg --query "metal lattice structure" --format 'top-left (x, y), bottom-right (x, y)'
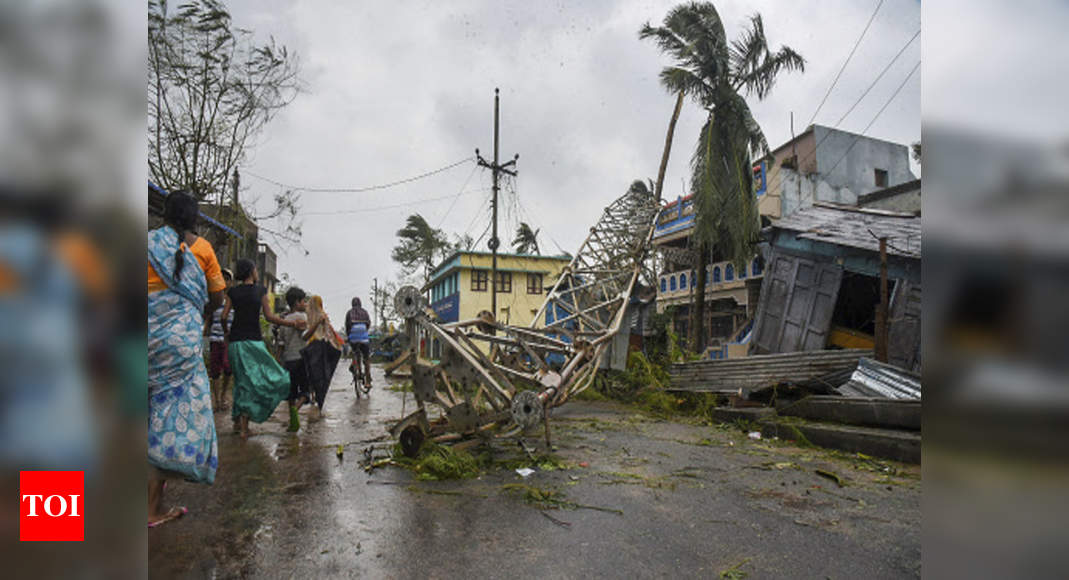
top-left (389, 187), bottom-right (661, 454)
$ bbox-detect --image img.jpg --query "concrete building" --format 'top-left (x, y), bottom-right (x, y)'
top-left (424, 251), bottom-right (571, 357)
top-left (756, 125), bottom-right (917, 219)
top-left (652, 194), bottom-right (764, 354)
top-left (257, 242), bottom-right (278, 294)
top-left (858, 179), bottom-right (921, 215)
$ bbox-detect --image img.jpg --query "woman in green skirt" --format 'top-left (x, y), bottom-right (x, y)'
top-left (221, 258), bottom-right (305, 438)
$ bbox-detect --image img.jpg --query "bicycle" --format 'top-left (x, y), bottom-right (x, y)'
top-left (349, 342), bottom-right (372, 398)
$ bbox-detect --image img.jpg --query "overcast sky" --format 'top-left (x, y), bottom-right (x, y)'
top-left (224, 0), bottom-right (921, 324)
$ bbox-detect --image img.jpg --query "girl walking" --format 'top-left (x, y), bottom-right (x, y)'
top-left (222, 258), bottom-right (305, 438)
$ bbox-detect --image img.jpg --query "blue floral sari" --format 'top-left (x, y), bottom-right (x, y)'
top-left (147, 226), bottom-right (218, 484)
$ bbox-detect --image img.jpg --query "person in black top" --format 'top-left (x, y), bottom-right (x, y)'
top-left (221, 258), bottom-right (306, 438)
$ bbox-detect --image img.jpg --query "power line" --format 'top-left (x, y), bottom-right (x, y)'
top-left (302, 188), bottom-right (487, 216)
top-left (823, 60), bottom-right (920, 177)
top-left (806, 0), bottom-right (885, 127)
top-left (244, 157), bottom-right (473, 193)
top-left (834, 29), bottom-right (919, 126)
top-left (764, 27), bottom-right (919, 198)
top-left (437, 164), bottom-right (480, 229)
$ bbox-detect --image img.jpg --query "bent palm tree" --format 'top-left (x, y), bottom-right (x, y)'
top-left (512, 222), bottom-right (541, 255)
top-left (391, 214), bottom-right (450, 283)
top-left (641, 3), bottom-right (804, 350)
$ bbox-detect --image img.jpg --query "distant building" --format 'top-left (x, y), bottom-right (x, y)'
top-left (257, 243), bottom-right (278, 295)
top-left (148, 181), bottom-right (278, 284)
top-left (148, 181), bottom-right (246, 270)
top-left (424, 250), bottom-right (571, 358)
top-left (755, 125), bottom-right (917, 219)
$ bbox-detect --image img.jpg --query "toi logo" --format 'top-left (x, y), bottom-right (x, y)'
top-left (20, 471), bottom-right (84, 542)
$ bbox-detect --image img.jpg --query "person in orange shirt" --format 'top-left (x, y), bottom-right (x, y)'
top-left (147, 190), bottom-right (225, 527)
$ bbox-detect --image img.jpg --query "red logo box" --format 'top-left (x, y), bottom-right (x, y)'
top-left (20, 471), bottom-right (84, 542)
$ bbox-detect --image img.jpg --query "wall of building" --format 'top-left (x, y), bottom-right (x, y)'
top-left (427, 253), bottom-right (570, 327)
top-left (812, 125), bottom-right (915, 196)
top-left (859, 189), bottom-right (921, 214)
top-left (777, 168), bottom-right (861, 217)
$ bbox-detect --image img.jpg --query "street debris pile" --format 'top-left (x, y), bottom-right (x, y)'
top-left (386, 186), bottom-right (661, 455)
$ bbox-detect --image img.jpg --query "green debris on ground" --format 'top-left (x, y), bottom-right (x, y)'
top-left (501, 483), bottom-right (624, 515)
top-left (815, 468), bottom-right (846, 487)
top-left (385, 381), bottom-right (413, 393)
top-left (573, 386), bottom-right (609, 402)
top-left (390, 441), bottom-right (481, 481)
top-left (719, 558), bottom-right (751, 579)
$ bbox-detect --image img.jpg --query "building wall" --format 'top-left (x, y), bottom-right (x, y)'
top-left (859, 189), bottom-right (921, 214)
top-left (812, 125), bottom-right (915, 196)
top-left (427, 253), bottom-right (570, 326)
top-left (761, 130), bottom-right (818, 219)
top-left (778, 168), bottom-right (861, 217)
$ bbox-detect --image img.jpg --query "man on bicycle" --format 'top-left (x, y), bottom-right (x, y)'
top-left (345, 297), bottom-right (372, 388)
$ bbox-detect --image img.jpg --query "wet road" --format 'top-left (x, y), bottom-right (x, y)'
top-left (149, 363), bottom-right (920, 578)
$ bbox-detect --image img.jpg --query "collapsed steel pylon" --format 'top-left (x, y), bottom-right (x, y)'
top-left (389, 187), bottom-right (660, 455)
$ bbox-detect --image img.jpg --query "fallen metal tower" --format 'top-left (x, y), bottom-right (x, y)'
top-left (389, 187), bottom-right (660, 455)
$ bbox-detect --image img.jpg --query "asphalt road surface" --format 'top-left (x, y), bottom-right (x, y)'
top-left (148, 363), bottom-right (920, 579)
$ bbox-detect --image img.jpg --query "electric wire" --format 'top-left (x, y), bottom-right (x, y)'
top-left (806, 0), bottom-right (886, 127)
top-left (244, 157), bottom-right (473, 193)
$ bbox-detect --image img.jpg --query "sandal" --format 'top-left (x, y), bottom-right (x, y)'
top-left (148, 506), bottom-right (187, 528)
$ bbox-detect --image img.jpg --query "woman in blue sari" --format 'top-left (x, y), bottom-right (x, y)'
top-left (147, 191), bottom-right (225, 527)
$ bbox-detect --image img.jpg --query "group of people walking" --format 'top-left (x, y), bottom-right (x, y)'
top-left (146, 190), bottom-right (372, 527)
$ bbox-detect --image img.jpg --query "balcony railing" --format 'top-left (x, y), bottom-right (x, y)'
top-left (657, 257), bottom-right (764, 297)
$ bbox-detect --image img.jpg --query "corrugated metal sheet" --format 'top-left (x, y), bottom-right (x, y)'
top-left (668, 349), bottom-right (871, 394)
top-left (773, 203), bottom-right (921, 258)
top-left (837, 357), bottom-right (921, 400)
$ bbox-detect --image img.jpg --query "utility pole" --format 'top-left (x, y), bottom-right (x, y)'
top-left (372, 277), bottom-right (378, 332)
top-left (875, 237), bottom-right (889, 362)
top-left (476, 88), bottom-right (518, 322)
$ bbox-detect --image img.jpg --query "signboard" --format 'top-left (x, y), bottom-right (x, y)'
top-left (432, 293), bottom-right (459, 323)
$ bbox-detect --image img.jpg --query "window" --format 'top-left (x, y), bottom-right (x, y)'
top-left (471, 270), bottom-right (488, 292)
top-left (740, 263), bottom-right (747, 278)
top-left (725, 264), bottom-right (734, 281)
top-left (679, 273), bottom-right (687, 289)
top-left (527, 273), bottom-right (543, 294)
top-left (660, 278), bottom-right (667, 292)
top-left (875, 168), bottom-right (888, 188)
top-left (670, 276), bottom-right (677, 291)
top-left (494, 271), bottom-right (512, 293)
top-left (691, 273), bottom-right (697, 287)
top-left (713, 266), bottom-right (721, 283)
top-left (752, 257), bottom-right (763, 276)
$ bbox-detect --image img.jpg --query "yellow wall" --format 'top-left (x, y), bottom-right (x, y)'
top-left (449, 253), bottom-right (569, 326)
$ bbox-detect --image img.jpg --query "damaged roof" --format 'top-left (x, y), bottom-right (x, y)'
top-left (772, 202), bottom-right (921, 258)
top-left (837, 357), bottom-right (922, 400)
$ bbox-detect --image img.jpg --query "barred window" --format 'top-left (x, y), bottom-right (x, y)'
top-left (494, 271), bottom-right (512, 293)
top-left (527, 273), bottom-right (543, 294)
top-left (471, 270), bottom-right (488, 292)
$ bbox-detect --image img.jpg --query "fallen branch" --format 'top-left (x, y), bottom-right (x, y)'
top-left (540, 511), bottom-right (572, 528)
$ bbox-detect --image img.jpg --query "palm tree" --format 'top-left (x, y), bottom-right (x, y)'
top-left (391, 214), bottom-right (450, 282)
top-left (512, 222), bottom-right (541, 255)
top-left (640, 3), bottom-right (804, 351)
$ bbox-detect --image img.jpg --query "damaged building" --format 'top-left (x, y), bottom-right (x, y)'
top-left (751, 202), bottom-right (921, 372)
